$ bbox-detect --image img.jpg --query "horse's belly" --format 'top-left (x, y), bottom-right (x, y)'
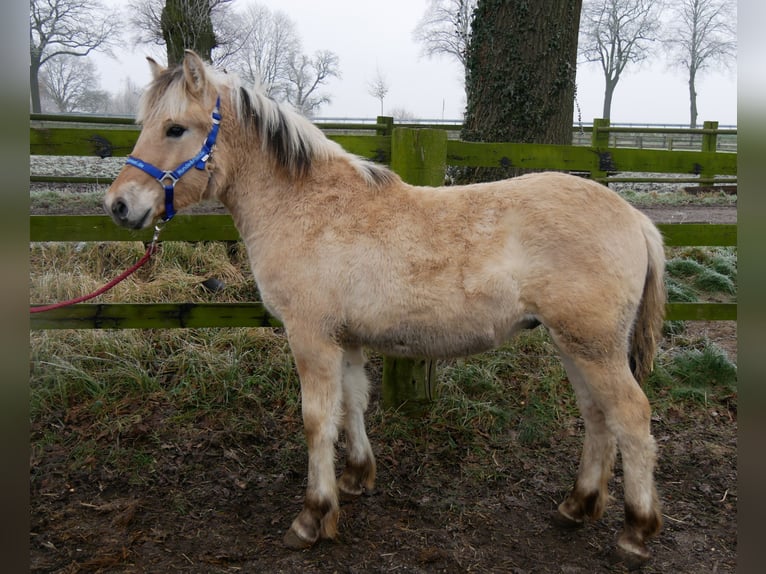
top-left (341, 319), bottom-right (513, 359)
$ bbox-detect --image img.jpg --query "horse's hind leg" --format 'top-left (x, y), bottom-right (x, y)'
top-left (557, 350), bottom-right (662, 567)
top-left (283, 330), bottom-right (344, 549)
top-left (338, 347), bottom-right (376, 497)
top-left (554, 355), bottom-right (616, 528)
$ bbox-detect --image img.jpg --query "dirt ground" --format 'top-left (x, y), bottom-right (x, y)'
top-left (30, 199), bottom-right (737, 573)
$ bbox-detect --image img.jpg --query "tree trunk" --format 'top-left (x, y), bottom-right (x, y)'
top-left (161, 0), bottom-right (217, 65)
top-left (602, 77), bottom-right (617, 120)
top-left (462, 0), bottom-right (583, 170)
top-left (30, 60), bottom-right (42, 113)
top-left (688, 69), bottom-right (698, 128)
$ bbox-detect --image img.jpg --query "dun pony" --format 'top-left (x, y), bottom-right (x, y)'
top-left (104, 51), bottom-right (666, 568)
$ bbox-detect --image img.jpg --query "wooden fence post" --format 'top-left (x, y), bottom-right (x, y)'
top-left (590, 118), bottom-right (610, 181)
top-left (382, 127), bottom-right (448, 413)
top-left (376, 116), bottom-right (394, 136)
top-left (700, 120), bottom-right (718, 188)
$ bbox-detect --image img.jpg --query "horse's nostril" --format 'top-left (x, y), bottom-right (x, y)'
top-left (112, 198), bottom-right (129, 220)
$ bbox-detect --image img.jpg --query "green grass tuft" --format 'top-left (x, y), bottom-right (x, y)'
top-left (693, 268), bottom-right (735, 295)
top-left (666, 258), bottom-right (706, 277)
top-left (647, 342), bottom-right (736, 407)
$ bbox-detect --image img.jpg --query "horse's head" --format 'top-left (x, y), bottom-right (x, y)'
top-left (104, 51), bottom-right (223, 229)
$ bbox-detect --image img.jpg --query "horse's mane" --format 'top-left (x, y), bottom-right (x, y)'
top-left (138, 62), bottom-right (396, 189)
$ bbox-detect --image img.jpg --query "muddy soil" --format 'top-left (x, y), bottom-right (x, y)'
top-left (29, 387), bottom-right (737, 574)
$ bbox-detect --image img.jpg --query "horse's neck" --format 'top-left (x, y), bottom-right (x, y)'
top-left (219, 165), bottom-right (295, 246)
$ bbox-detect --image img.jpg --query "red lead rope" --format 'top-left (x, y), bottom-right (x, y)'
top-left (30, 226), bottom-right (163, 314)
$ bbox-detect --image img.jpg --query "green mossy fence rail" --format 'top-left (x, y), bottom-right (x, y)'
top-left (30, 116), bottom-right (737, 407)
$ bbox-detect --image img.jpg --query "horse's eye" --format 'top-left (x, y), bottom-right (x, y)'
top-left (166, 124), bottom-right (186, 138)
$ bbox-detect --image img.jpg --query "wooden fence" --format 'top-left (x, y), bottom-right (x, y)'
top-left (29, 115), bottom-right (737, 407)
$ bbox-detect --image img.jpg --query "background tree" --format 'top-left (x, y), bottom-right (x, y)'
top-left (663, 0), bottom-right (736, 127)
top-left (128, 1), bottom-right (340, 116)
top-left (462, 0), bottom-right (582, 181)
top-left (40, 55), bottom-right (109, 113)
top-left (389, 106), bottom-right (417, 121)
top-left (284, 51), bottom-right (341, 117)
top-left (413, 0), bottom-right (477, 71)
top-left (29, 0), bottom-right (120, 113)
top-left (233, 3), bottom-right (300, 95)
top-left (160, 0), bottom-right (225, 64)
top-left (129, 0), bottom-right (235, 65)
top-left (367, 68), bottom-right (389, 116)
top-left (108, 78), bottom-right (144, 116)
top-left (579, 0), bottom-right (665, 119)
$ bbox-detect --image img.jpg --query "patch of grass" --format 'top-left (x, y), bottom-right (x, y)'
top-left (30, 241), bottom-right (258, 304)
top-left (664, 247), bottom-right (737, 304)
top-left (666, 277), bottom-right (698, 303)
top-left (693, 268), bottom-right (735, 295)
top-left (647, 340), bottom-right (736, 408)
top-left (31, 186), bottom-right (107, 214)
top-left (428, 329), bottom-right (575, 447)
top-left (666, 258), bottom-right (706, 278)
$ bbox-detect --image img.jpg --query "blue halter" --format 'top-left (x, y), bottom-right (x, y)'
top-left (125, 96), bottom-right (222, 222)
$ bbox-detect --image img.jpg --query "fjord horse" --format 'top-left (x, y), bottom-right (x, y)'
top-left (104, 51), bottom-right (665, 567)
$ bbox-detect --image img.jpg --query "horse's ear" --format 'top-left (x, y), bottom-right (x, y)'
top-left (146, 57), bottom-right (165, 81)
top-left (182, 50), bottom-right (208, 96)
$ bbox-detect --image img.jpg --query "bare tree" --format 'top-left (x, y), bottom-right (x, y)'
top-left (29, 0), bottom-right (121, 112)
top-left (108, 78), bottom-right (144, 116)
top-left (40, 55), bottom-right (109, 113)
top-left (413, 0), bottom-right (477, 70)
top-left (233, 4), bottom-right (300, 96)
top-left (664, 0), bottom-right (736, 127)
top-left (579, 0), bottom-right (665, 119)
top-left (284, 51), bottom-right (341, 117)
top-left (367, 68), bottom-right (389, 116)
top-left (127, 1), bottom-right (339, 116)
top-left (389, 107), bottom-right (417, 121)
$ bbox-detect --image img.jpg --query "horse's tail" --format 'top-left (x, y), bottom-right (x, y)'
top-left (630, 216), bottom-right (666, 384)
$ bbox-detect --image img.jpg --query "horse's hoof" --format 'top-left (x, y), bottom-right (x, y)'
top-left (283, 527), bottom-right (315, 550)
top-left (551, 509), bottom-right (584, 530)
top-left (609, 544), bottom-right (650, 571)
top-left (339, 487), bottom-right (361, 502)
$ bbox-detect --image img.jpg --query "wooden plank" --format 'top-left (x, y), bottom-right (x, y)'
top-left (665, 303), bottom-right (736, 321)
top-left (30, 303), bottom-right (281, 330)
top-left (445, 140), bottom-right (736, 176)
top-left (30, 215), bottom-right (242, 242)
top-left (446, 140), bottom-right (596, 171)
top-left (31, 216), bottom-right (737, 248)
top-left (657, 223), bottom-right (737, 246)
top-left (602, 148), bottom-right (736, 176)
top-left (30, 125), bottom-right (140, 157)
top-left (29, 301), bottom-right (735, 330)
top-left (326, 135), bottom-right (391, 163)
top-left (30, 123), bottom-right (390, 163)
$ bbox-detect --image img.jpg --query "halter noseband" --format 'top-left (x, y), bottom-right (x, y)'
top-left (125, 96), bottom-right (222, 222)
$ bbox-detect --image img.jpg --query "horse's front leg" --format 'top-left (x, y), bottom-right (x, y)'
top-left (283, 330), bottom-right (344, 549)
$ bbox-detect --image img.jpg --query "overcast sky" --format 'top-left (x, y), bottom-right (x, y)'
top-left (91, 0), bottom-right (737, 125)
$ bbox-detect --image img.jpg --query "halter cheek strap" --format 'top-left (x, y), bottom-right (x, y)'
top-left (125, 96), bottom-right (222, 222)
